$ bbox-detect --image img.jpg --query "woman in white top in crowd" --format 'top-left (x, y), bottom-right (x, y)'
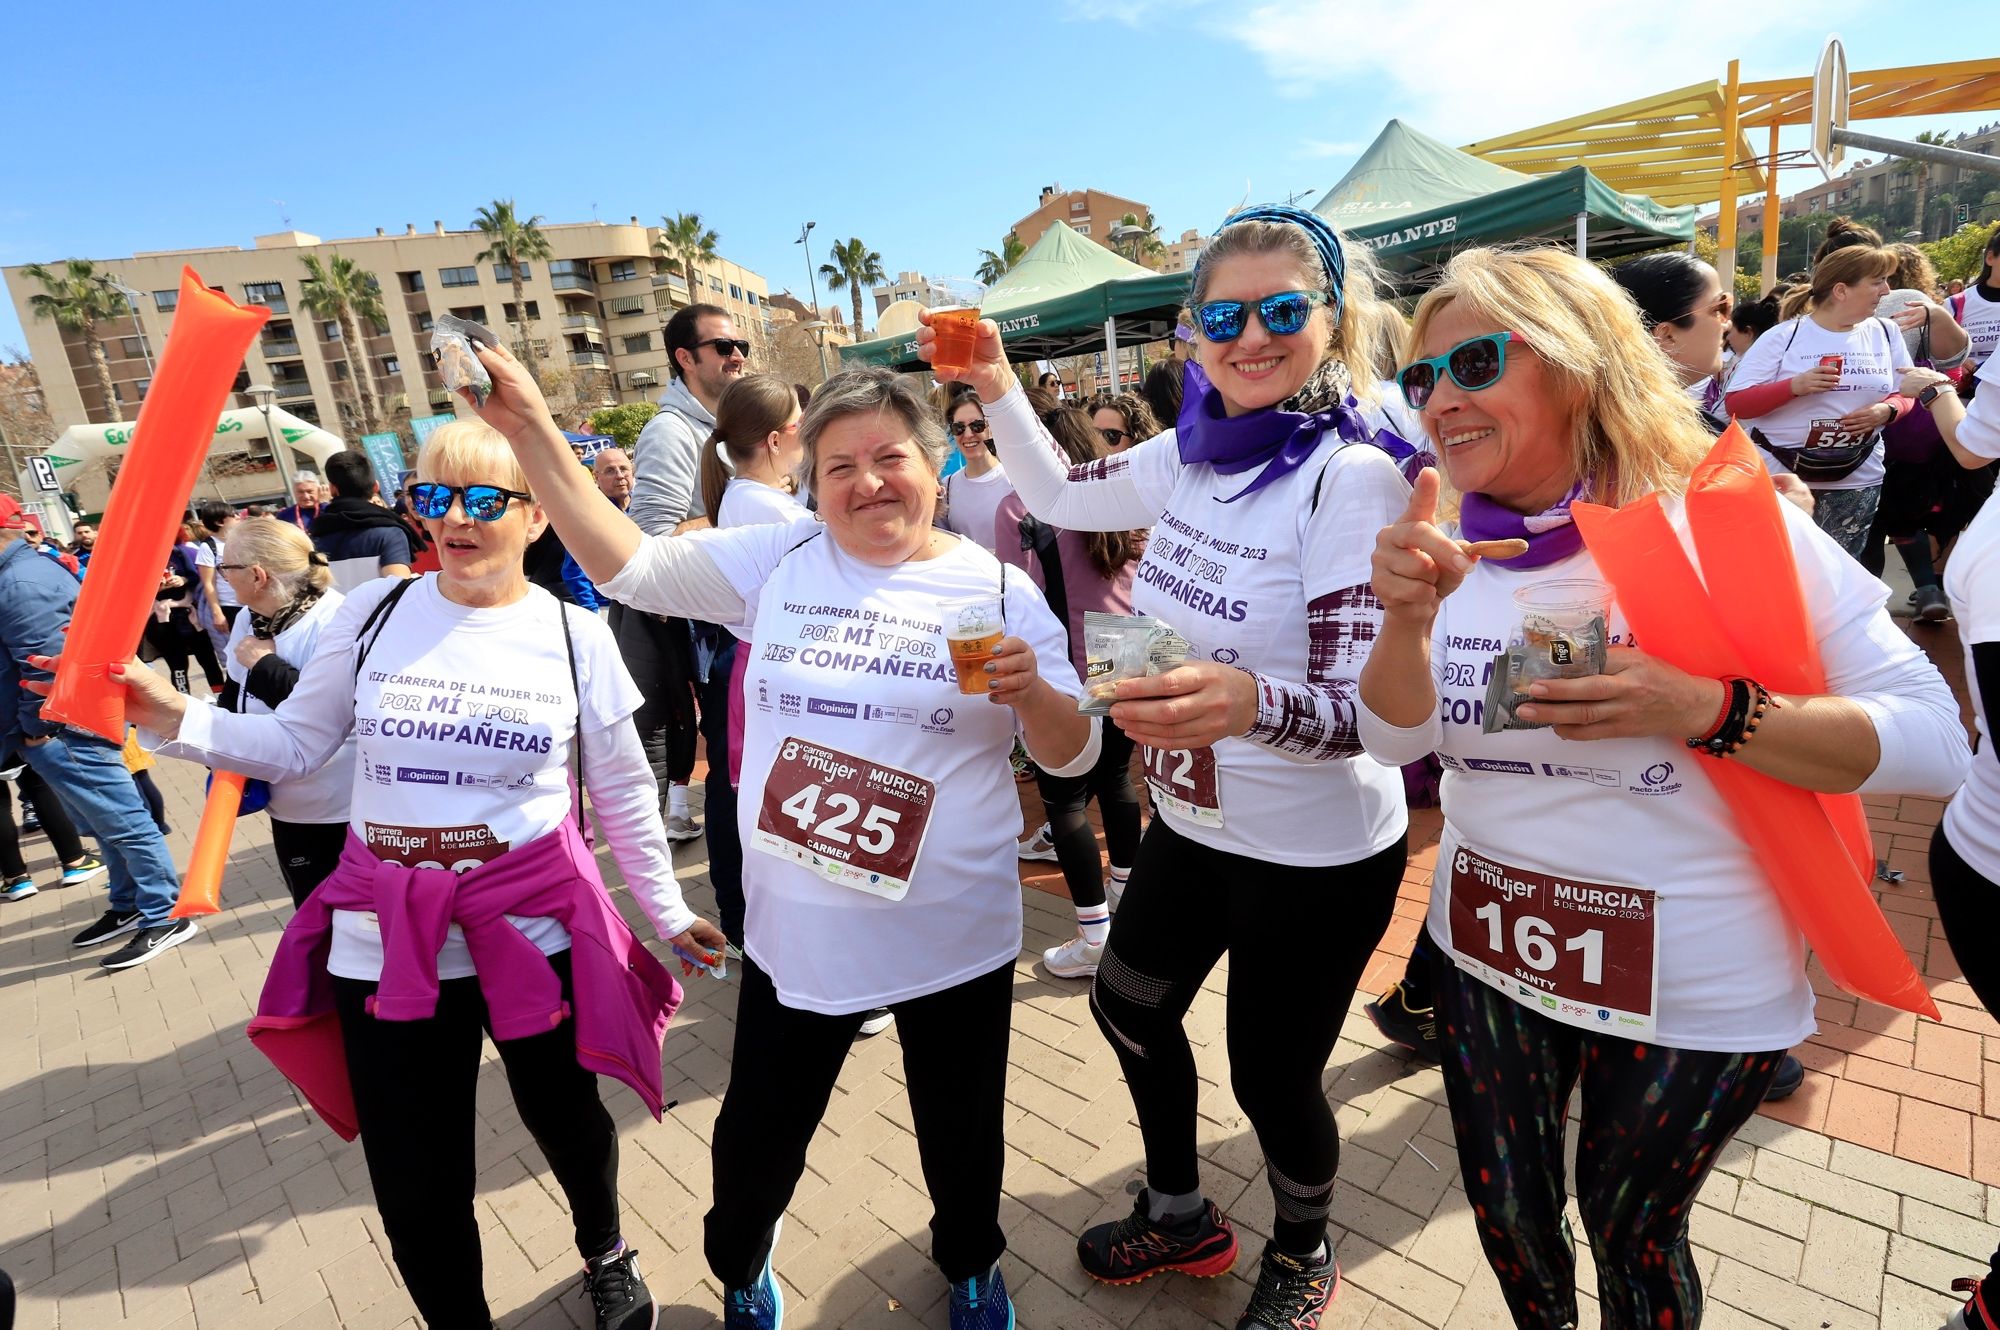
top-left (932, 204), bottom-right (1416, 1330)
top-left (466, 347), bottom-right (1097, 1330)
top-left (1725, 243), bottom-right (1917, 558)
top-left (1957, 224), bottom-right (2000, 376)
top-left (693, 373), bottom-right (810, 962)
top-left (112, 421), bottom-right (725, 1330)
top-left (212, 517), bottom-right (353, 906)
top-left (939, 392), bottom-right (1016, 553)
top-left (1358, 246), bottom-right (1967, 1329)
top-left (1895, 356), bottom-right (2000, 1330)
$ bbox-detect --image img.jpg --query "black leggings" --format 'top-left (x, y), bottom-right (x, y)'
top-left (1431, 944), bottom-right (1783, 1329)
top-left (1033, 717), bottom-right (1141, 910)
top-left (269, 819), bottom-right (347, 908)
top-left (1933, 825), bottom-right (2000, 1310)
top-left (132, 769), bottom-right (167, 833)
top-left (609, 604), bottom-right (699, 795)
top-left (334, 949), bottom-right (620, 1330)
top-left (1089, 820), bottom-right (1406, 1255)
top-left (706, 957), bottom-right (1013, 1286)
top-left (699, 632), bottom-right (743, 943)
top-left (145, 613), bottom-right (224, 694)
top-left (0, 760), bottom-right (85, 875)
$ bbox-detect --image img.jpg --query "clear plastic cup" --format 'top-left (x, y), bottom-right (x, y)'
top-left (940, 593), bottom-right (1005, 695)
top-left (1510, 579), bottom-right (1612, 678)
top-left (931, 306), bottom-right (981, 375)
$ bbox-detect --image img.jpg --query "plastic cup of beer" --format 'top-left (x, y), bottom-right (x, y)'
top-left (941, 593), bottom-right (1005, 695)
top-left (1510, 579), bottom-right (1612, 679)
top-left (931, 306), bottom-right (981, 375)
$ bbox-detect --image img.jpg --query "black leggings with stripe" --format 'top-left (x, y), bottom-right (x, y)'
top-left (1088, 820), bottom-right (1405, 1256)
top-left (1430, 942), bottom-right (1784, 1329)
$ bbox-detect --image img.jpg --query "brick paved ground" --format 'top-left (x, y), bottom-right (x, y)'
top-left (1, 593), bottom-right (1993, 1329)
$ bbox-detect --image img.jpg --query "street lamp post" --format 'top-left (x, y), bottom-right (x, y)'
top-left (245, 384), bottom-right (297, 497)
top-left (796, 221), bottom-right (830, 380)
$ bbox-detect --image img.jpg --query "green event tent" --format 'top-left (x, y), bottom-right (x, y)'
top-left (841, 221), bottom-right (1188, 371)
top-left (1314, 119), bottom-right (1697, 287)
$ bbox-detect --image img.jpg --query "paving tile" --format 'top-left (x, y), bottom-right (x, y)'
top-left (1898, 1099), bottom-right (1975, 1175)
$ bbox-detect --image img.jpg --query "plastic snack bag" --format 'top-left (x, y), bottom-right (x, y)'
top-left (1078, 612), bottom-right (1190, 716)
top-left (430, 314), bottom-right (497, 406)
top-left (1482, 579), bottom-right (1612, 735)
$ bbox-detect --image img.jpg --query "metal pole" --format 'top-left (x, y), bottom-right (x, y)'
top-left (1833, 128), bottom-right (2000, 178)
top-left (1762, 124), bottom-right (1782, 295)
top-left (111, 276), bottom-right (227, 500)
top-left (1574, 211), bottom-right (1588, 255)
top-left (1717, 59), bottom-right (1742, 296)
top-left (259, 399), bottom-right (296, 496)
top-left (799, 222), bottom-right (829, 380)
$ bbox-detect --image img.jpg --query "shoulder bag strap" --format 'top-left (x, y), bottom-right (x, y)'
top-left (351, 577), bottom-right (418, 677)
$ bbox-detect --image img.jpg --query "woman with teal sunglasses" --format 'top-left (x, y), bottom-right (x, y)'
top-left (1358, 247), bottom-right (1966, 1329)
top-left (926, 204), bottom-right (1419, 1330)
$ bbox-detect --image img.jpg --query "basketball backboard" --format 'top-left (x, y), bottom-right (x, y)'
top-left (1811, 36), bottom-right (1850, 176)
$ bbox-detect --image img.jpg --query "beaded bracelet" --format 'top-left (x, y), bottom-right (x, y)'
top-left (1688, 678), bottom-right (1775, 758)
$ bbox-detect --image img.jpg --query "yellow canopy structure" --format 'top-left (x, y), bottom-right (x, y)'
top-left (1461, 56), bottom-right (2000, 290)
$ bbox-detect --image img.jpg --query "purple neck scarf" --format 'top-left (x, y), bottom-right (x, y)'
top-left (1175, 363), bottom-right (1417, 502)
top-left (1458, 481), bottom-right (1589, 569)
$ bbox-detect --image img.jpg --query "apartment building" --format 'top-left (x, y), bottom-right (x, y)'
top-left (1159, 229), bottom-right (1207, 275)
top-left (3, 217), bottom-right (774, 456)
top-left (1010, 185), bottom-right (1155, 251)
top-left (870, 270), bottom-right (957, 317)
top-left (1702, 123), bottom-right (2000, 239)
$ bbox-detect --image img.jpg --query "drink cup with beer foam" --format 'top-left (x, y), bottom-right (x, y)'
top-left (941, 593), bottom-right (1005, 695)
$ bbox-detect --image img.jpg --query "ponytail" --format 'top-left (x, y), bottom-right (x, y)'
top-left (1781, 243), bottom-right (1898, 321)
top-left (698, 430), bottom-right (731, 523)
top-left (702, 374), bottom-right (801, 522)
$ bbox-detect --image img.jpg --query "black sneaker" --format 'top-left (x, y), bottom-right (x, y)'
top-left (72, 908), bottom-right (141, 948)
top-left (1762, 1053), bottom-right (1806, 1102)
top-left (1237, 1241), bottom-right (1340, 1330)
top-left (581, 1244), bottom-right (656, 1330)
top-left (1916, 585), bottom-right (1953, 623)
top-left (1364, 980), bottom-right (1440, 1062)
top-left (1078, 1194), bottom-right (1238, 1285)
top-left (100, 918), bottom-right (198, 970)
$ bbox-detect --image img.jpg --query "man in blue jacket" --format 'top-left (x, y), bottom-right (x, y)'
top-left (0, 496), bottom-right (193, 968)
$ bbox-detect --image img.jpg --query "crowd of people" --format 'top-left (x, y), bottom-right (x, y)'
top-left (3, 207), bottom-right (1999, 1330)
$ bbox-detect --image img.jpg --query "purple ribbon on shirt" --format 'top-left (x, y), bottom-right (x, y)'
top-left (1174, 362), bottom-right (1421, 502)
top-left (1457, 481), bottom-right (1590, 569)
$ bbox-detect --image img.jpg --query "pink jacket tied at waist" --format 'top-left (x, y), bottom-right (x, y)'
top-left (248, 820), bottom-right (682, 1140)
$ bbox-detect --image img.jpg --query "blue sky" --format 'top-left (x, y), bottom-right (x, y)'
top-left (1, 1), bottom-right (1989, 357)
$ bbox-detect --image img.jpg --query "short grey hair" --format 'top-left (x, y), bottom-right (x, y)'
top-left (799, 367), bottom-right (950, 478)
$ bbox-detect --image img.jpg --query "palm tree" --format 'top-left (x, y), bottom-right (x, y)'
top-left (656, 212), bottom-right (720, 311)
top-left (471, 200), bottom-right (554, 377)
top-left (23, 259), bottom-right (128, 422)
top-left (1911, 131), bottom-right (1951, 241)
top-left (976, 232), bottom-right (1027, 286)
top-left (819, 238), bottom-right (887, 342)
top-left (299, 253), bottom-right (387, 435)
top-left (1112, 211), bottom-right (1167, 267)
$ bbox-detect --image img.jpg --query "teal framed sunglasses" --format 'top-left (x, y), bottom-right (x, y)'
top-left (409, 482), bottom-right (532, 522)
top-left (1397, 332), bottom-right (1520, 410)
top-left (1194, 290), bottom-right (1328, 342)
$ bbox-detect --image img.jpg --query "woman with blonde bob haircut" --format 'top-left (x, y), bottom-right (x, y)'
top-left (112, 417), bottom-right (726, 1330)
top-left (1358, 246), bottom-right (1967, 1329)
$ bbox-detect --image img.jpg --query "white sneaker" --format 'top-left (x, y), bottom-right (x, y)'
top-left (1043, 935), bottom-right (1103, 979)
top-left (664, 812), bottom-right (702, 842)
top-left (857, 1008), bottom-right (894, 1037)
top-left (1017, 823), bottom-right (1058, 862)
top-left (1105, 873), bottom-right (1128, 913)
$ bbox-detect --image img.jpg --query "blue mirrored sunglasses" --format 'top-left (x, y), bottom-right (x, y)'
top-left (1194, 290), bottom-right (1327, 343)
top-left (1396, 332), bottom-right (1520, 410)
top-left (408, 482), bottom-right (532, 522)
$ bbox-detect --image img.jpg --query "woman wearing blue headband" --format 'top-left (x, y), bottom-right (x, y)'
top-left (923, 204), bottom-right (1417, 1329)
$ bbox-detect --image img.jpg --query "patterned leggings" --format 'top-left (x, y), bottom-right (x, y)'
top-left (1808, 483), bottom-right (1882, 561)
top-left (1430, 946), bottom-right (1784, 1329)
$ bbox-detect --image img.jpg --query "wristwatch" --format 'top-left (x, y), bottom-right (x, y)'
top-left (1917, 381), bottom-right (1952, 408)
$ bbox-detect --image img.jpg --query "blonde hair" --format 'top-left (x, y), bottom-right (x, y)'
top-left (1779, 245), bottom-right (1897, 320)
top-left (224, 517), bottom-right (331, 598)
top-left (414, 420), bottom-right (530, 493)
top-left (1886, 242), bottom-right (1939, 297)
top-left (1190, 218), bottom-right (1395, 404)
top-left (1405, 246), bottom-right (1711, 508)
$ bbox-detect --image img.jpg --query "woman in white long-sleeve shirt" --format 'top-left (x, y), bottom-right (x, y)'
top-left (929, 204), bottom-right (1419, 1330)
top-left (113, 421), bottom-right (725, 1330)
top-left (1358, 247), bottom-right (1968, 1330)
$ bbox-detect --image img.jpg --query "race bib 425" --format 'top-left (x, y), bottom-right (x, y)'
top-left (751, 737), bottom-right (937, 901)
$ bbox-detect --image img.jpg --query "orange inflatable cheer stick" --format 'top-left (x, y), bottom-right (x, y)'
top-left (41, 269), bottom-right (267, 742)
top-left (171, 770), bottom-right (245, 919)
top-left (1572, 424), bottom-right (1937, 1019)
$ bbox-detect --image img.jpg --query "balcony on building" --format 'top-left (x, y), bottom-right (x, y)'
top-left (243, 282), bottom-right (288, 315)
top-left (549, 260), bottom-right (597, 294)
top-left (275, 380), bottom-right (315, 400)
top-left (562, 312), bottom-right (603, 333)
top-left (570, 348), bottom-right (610, 370)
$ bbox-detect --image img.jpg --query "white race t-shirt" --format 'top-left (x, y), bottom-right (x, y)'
top-left (168, 576), bottom-right (695, 982)
top-left (1944, 488), bottom-right (2000, 885)
top-left (194, 538), bottom-right (241, 608)
top-left (222, 590), bottom-right (353, 825)
top-left (609, 520), bottom-right (1085, 1014)
top-left (1730, 315), bottom-right (1914, 491)
top-left (1408, 499), bottom-right (1955, 1051)
top-left (715, 478), bottom-right (813, 639)
top-left (1960, 286), bottom-right (2000, 369)
top-left (942, 464), bottom-right (1016, 554)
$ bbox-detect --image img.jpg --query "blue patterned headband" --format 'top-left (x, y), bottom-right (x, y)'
top-left (1212, 204), bottom-right (1347, 315)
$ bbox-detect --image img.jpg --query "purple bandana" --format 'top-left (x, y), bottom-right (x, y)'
top-left (1458, 481), bottom-right (1589, 569)
top-left (1176, 363), bottom-right (1417, 502)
